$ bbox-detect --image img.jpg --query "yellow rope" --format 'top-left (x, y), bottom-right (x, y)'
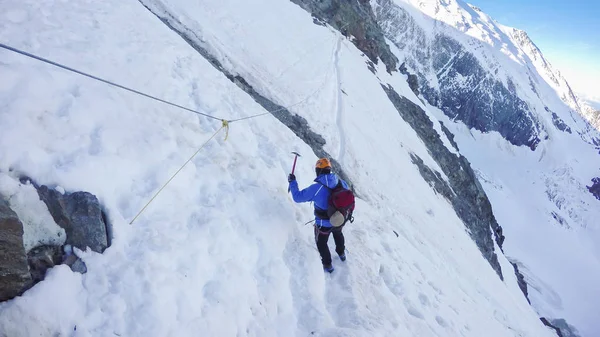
top-left (129, 125), bottom-right (227, 224)
top-left (222, 119), bottom-right (229, 141)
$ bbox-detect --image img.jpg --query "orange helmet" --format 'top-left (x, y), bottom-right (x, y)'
top-left (315, 158), bottom-right (331, 169)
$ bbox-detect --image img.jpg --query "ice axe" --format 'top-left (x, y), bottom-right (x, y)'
top-left (288, 151), bottom-right (301, 192)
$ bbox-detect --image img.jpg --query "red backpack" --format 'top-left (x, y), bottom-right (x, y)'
top-left (325, 181), bottom-right (355, 227)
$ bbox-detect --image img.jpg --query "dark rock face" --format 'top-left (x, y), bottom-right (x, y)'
top-left (27, 245), bottom-right (63, 283)
top-left (62, 246), bottom-right (88, 274)
top-left (290, 0), bottom-right (398, 72)
top-left (511, 262), bottom-right (530, 304)
top-left (373, 0), bottom-right (542, 150)
top-left (494, 226), bottom-right (505, 249)
top-left (549, 318), bottom-right (582, 337)
top-left (541, 317), bottom-right (582, 337)
top-left (230, 76), bottom-right (353, 188)
top-left (587, 177), bottom-right (600, 200)
top-left (422, 35), bottom-right (540, 150)
top-left (382, 84), bottom-right (503, 278)
top-left (399, 62), bottom-right (419, 96)
top-left (36, 186), bottom-right (108, 253)
top-left (1, 181), bottom-right (106, 303)
top-left (409, 153), bottom-right (454, 200)
top-left (551, 211), bottom-right (570, 228)
top-left (439, 122), bottom-right (460, 152)
top-left (0, 198), bottom-right (32, 301)
top-left (541, 318), bottom-right (564, 337)
top-left (140, 3), bottom-right (355, 189)
top-left (550, 110), bottom-right (572, 133)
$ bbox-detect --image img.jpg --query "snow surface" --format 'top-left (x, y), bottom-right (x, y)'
top-left (0, 0), bottom-right (557, 336)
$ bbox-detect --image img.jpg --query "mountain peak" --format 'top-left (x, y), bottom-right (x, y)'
top-left (509, 27), bottom-right (543, 56)
top-left (466, 3), bottom-right (482, 13)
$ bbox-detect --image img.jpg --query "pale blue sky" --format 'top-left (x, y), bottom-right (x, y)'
top-left (467, 0), bottom-right (600, 107)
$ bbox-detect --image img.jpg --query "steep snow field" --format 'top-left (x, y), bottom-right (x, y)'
top-left (374, 1), bottom-right (600, 335)
top-left (0, 0), bottom-right (555, 336)
top-left (435, 111), bottom-right (600, 337)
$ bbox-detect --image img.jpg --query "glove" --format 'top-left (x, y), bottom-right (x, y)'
top-left (288, 174), bottom-right (296, 183)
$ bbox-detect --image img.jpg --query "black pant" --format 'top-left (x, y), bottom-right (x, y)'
top-left (314, 225), bottom-right (345, 266)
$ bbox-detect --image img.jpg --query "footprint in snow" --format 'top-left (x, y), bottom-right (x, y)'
top-left (418, 293), bottom-right (430, 307)
top-left (202, 280), bottom-right (222, 305)
top-left (435, 315), bottom-right (448, 327)
top-left (381, 241), bottom-right (393, 254)
top-left (427, 281), bottom-right (443, 295)
top-left (404, 298), bottom-right (424, 320)
top-left (379, 265), bottom-right (405, 298)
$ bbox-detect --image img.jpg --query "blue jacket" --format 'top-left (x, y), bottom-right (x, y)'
top-left (289, 173), bottom-right (349, 227)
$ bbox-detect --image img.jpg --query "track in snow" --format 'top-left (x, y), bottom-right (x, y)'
top-left (332, 35), bottom-right (346, 165)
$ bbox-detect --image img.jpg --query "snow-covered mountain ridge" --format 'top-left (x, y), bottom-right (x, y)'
top-left (373, 0), bottom-right (600, 148)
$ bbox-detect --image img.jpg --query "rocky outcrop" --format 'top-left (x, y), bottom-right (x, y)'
top-left (541, 318), bottom-right (564, 337)
top-left (551, 211), bottom-right (569, 228)
top-left (230, 76), bottom-right (354, 189)
top-left (592, 110), bottom-right (600, 131)
top-left (290, 0), bottom-right (398, 73)
top-left (27, 245), bottom-right (87, 284)
top-left (399, 62), bottom-right (419, 96)
top-left (0, 198), bottom-right (32, 301)
top-left (36, 186), bottom-right (108, 253)
top-left (409, 153), bottom-right (454, 200)
top-left (0, 181), bottom-right (110, 303)
top-left (382, 84), bottom-right (503, 278)
top-left (27, 245), bottom-right (62, 283)
top-left (541, 317), bottom-right (582, 337)
top-left (422, 35), bottom-right (541, 150)
top-left (494, 226), bottom-right (505, 249)
top-left (587, 177), bottom-right (600, 201)
top-left (439, 122), bottom-right (460, 152)
top-left (511, 262), bottom-right (530, 304)
top-left (550, 318), bottom-right (581, 337)
top-left (550, 110), bottom-right (572, 133)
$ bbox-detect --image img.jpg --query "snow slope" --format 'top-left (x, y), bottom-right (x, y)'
top-left (371, 0), bottom-right (600, 335)
top-left (0, 0), bottom-right (555, 336)
top-left (431, 105), bottom-right (600, 337)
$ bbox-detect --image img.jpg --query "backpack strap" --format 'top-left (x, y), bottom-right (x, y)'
top-left (313, 179), bottom-right (340, 220)
top-left (316, 180), bottom-right (342, 191)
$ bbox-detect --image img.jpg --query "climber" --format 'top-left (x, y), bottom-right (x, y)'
top-left (288, 158), bottom-right (350, 273)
